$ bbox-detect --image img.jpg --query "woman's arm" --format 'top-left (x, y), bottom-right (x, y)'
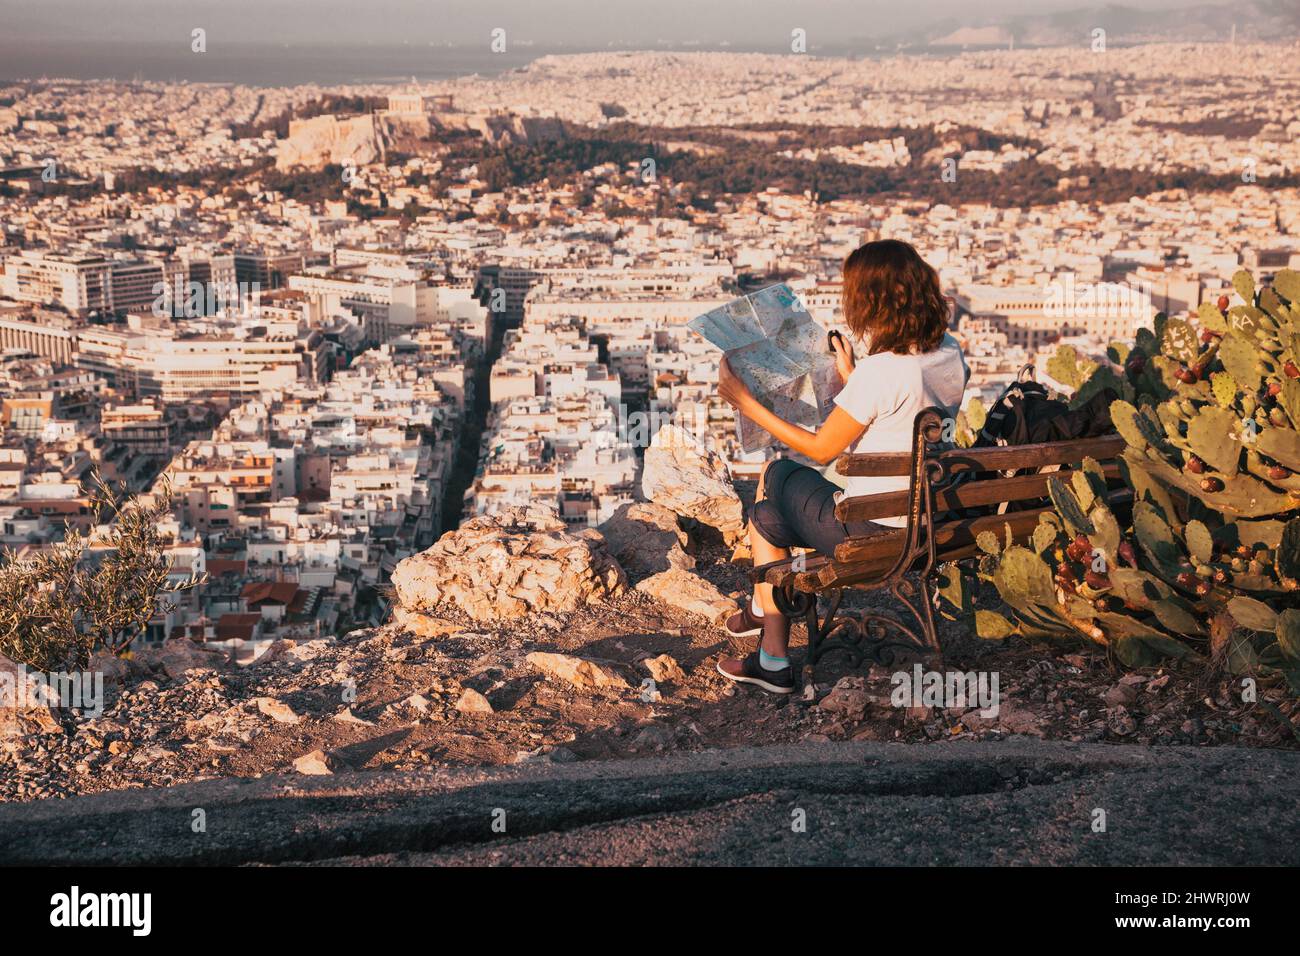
top-left (718, 356), bottom-right (867, 465)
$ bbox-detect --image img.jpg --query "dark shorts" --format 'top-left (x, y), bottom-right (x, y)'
top-left (750, 459), bottom-right (889, 556)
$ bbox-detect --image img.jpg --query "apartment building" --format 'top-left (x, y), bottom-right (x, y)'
top-left (954, 281), bottom-right (1153, 352)
top-left (0, 311), bottom-right (79, 363)
top-left (288, 261), bottom-right (490, 348)
top-left (0, 249), bottom-right (271, 318)
top-left (2, 250), bottom-right (112, 315)
top-left (99, 401), bottom-right (179, 455)
top-left (525, 282), bottom-right (730, 328)
top-left (73, 315), bottom-right (329, 401)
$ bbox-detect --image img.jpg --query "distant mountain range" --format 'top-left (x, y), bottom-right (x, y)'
top-left (878, 1), bottom-right (1300, 49)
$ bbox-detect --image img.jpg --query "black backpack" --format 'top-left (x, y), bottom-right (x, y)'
top-left (977, 370), bottom-right (1117, 450)
top-left (950, 366), bottom-right (1118, 516)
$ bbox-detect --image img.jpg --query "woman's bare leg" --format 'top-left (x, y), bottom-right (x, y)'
top-left (717, 460), bottom-right (800, 691)
top-left (750, 459), bottom-right (786, 614)
top-left (749, 517), bottom-right (787, 618)
top-left (749, 459), bottom-right (791, 658)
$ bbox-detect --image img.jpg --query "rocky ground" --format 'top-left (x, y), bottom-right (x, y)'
top-left (3, 444), bottom-right (1297, 808)
top-left (2, 521), bottom-right (1296, 805)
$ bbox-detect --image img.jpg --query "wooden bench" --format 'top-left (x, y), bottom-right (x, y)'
top-left (749, 406), bottom-right (1129, 676)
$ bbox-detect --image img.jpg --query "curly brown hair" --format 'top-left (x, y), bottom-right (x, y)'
top-left (841, 239), bottom-right (949, 355)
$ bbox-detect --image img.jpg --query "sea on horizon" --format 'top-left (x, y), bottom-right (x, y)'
top-left (0, 37), bottom-right (887, 88)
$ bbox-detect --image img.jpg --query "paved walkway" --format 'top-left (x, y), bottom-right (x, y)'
top-left (2, 740), bottom-right (1296, 865)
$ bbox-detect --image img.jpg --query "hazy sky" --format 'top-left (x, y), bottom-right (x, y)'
top-left (0, 0), bottom-right (1201, 46)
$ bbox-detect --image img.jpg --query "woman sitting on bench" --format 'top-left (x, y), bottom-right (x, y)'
top-left (715, 239), bottom-right (970, 694)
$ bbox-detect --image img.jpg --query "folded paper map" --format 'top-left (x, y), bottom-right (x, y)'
top-left (689, 283), bottom-right (842, 453)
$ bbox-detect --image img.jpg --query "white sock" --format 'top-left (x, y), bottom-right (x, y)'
top-left (751, 593), bottom-right (765, 618)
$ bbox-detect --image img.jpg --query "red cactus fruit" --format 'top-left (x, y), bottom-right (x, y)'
top-left (1065, 534), bottom-right (1092, 563)
top-left (1084, 571), bottom-right (1111, 590)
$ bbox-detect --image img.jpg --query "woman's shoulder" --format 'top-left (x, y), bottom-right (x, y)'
top-left (854, 335), bottom-right (963, 370)
top-left (932, 332), bottom-right (968, 367)
top-left (854, 345), bottom-right (911, 368)
top-left (843, 347), bottom-right (923, 398)
top-left (846, 350), bottom-right (914, 394)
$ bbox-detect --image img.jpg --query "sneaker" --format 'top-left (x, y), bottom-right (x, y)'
top-left (716, 652), bottom-right (795, 695)
top-left (725, 601), bottom-right (765, 638)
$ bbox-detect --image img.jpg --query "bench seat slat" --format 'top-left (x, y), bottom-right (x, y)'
top-left (752, 553), bottom-right (832, 588)
top-left (831, 505), bottom-right (1051, 565)
top-left (836, 434), bottom-right (1125, 477)
top-left (813, 515), bottom-right (1048, 591)
top-left (834, 462), bottom-right (1122, 522)
top-left (833, 489), bottom-right (1132, 566)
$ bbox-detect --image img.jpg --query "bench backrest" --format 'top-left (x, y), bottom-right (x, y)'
top-left (835, 433), bottom-right (1125, 477)
top-left (836, 460), bottom-right (1122, 523)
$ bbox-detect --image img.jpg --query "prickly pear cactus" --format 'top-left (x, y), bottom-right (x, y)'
top-left (1046, 345), bottom-right (1097, 392)
top-left (944, 268), bottom-right (1300, 693)
top-left (950, 396), bottom-right (987, 448)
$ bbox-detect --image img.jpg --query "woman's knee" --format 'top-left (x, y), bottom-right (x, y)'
top-left (756, 458), bottom-right (774, 500)
top-left (757, 458), bottom-right (797, 502)
top-left (749, 500), bottom-right (786, 548)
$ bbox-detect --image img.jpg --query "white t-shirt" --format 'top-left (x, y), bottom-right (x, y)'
top-left (832, 332), bottom-right (969, 527)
